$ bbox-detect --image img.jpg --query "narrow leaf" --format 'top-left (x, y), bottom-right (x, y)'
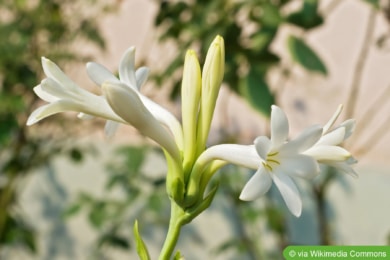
top-left (174, 250), bottom-right (185, 260)
top-left (62, 203), bottom-right (82, 218)
top-left (133, 220), bottom-right (151, 260)
top-left (287, 35), bottom-right (327, 75)
top-left (185, 183), bottom-right (219, 223)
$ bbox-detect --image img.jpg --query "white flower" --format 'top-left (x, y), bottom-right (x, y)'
top-left (86, 47), bottom-right (183, 148)
top-left (193, 105), bottom-right (323, 217)
top-left (304, 104), bottom-right (357, 177)
top-left (102, 81), bottom-right (181, 161)
top-left (27, 57), bottom-right (124, 126)
top-left (236, 106), bottom-right (325, 217)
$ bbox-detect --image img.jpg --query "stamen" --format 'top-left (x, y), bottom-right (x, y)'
top-left (262, 161), bottom-right (273, 171)
top-left (267, 159), bottom-right (280, 165)
top-left (268, 151), bottom-right (279, 157)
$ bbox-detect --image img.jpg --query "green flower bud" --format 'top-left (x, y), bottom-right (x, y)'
top-left (197, 35), bottom-right (225, 156)
top-left (181, 50), bottom-right (202, 177)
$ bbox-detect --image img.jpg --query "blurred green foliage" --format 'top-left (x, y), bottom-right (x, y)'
top-left (64, 146), bottom-right (169, 258)
top-left (0, 0), bottom-right (117, 255)
top-left (153, 0), bottom-right (327, 116)
top-left (68, 144), bottom-right (292, 259)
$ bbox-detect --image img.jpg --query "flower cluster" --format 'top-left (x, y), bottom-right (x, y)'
top-left (27, 36), bottom-right (356, 217)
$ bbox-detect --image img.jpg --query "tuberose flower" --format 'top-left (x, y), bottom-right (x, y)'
top-left (86, 47), bottom-right (183, 147)
top-left (304, 104), bottom-right (357, 177)
top-left (102, 81), bottom-right (181, 162)
top-left (191, 105), bottom-right (323, 217)
top-left (27, 57), bottom-right (125, 126)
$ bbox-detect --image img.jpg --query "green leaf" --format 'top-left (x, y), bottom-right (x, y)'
top-left (287, 35), bottom-right (327, 75)
top-left (133, 220), bottom-right (151, 260)
top-left (0, 113), bottom-right (18, 145)
top-left (286, 0), bottom-right (323, 29)
top-left (361, 0), bottom-right (380, 9)
top-left (62, 203), bottom-right (83, 218)
top-left (260, 3), bottom-right (283, 28)
top-left (239, 67), bottom-right (275, 117)
top-left (213, 238), bottom-right (245, 255)
top-left (88, 202), bottom-right (107, 229)
top-left (185, 183), bottom-right (219, 223)
top-left (174, 250), bottom-right (185, 260)
top-left (97, 233), bottom-right (131, 250)
top-left (115, 146), bottom-right (146, 173)
top-left (250, 27), bottom-right (277, 53)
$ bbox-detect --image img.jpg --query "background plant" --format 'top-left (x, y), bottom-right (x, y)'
top-left (0, 0), bottom-right (117, 255)
top-left (153, 0), bottom-right (328, 116)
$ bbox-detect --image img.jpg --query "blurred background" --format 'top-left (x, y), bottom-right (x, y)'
top-left (1, 0), bottom-right (390, 259)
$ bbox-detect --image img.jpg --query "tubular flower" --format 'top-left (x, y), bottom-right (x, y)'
top-left (102, 81), bottom-right (181, 162)
top-left (304, 104), bottom-right (357, 177)
top-left (27, 57), bottom-right (124, 126)
top-left (86, 47), bottom-right (183, 147)
top-left (192, 105), bottom-right (322, 217)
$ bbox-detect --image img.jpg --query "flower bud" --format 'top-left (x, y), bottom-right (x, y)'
top-left (196, 35), bottom-right (225, 155)
top-left (181, 50), bottom-right (202, 175)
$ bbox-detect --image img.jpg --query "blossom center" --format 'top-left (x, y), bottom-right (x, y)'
top-left (262, 151), bottom-right (280, 172)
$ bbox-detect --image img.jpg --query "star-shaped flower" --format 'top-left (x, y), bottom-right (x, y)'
top-left (238, 106), bottom-right (322, 217)
top-left (192, 105), bottom-right (323, 216)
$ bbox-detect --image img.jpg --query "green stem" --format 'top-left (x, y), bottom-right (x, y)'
top-left (158, 201), bottom-right (185, 260)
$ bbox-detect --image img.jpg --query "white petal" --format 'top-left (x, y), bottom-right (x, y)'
top-left (279, 154), bottom-right (319, 179)
top-left (304, 145), bottom-right (351, 162)
top-left (339, 119), bottom-right (356, 140)
top-left (102, 81), bottom-right (180, 160)
top-left (316, 127), bottom-right (345, 146)
top-left (86, 62), bottom-right (118, 86)
top-left (240, 167), bottom-right (272, 201)
top-left (270, 105), bottom-right (289, 150)
top-left (41, 57), bottom-right (78, 91)
top-left (119, 47), bottom-right (137, 87)
top-left (140, 95), bottom-right (184, 150)
top-left (254, 136), bottom-right (271, 159)
top-left (39, 78), bottom-right (76, 100)
top-left (33, 84), bottom-right (58, 102)
top-left (281, 125), bottom-right (322, 154)
top-left (271, 171), bottom-right (302, 217)
top-left (135, 67), bottom-right (150, 90)
top-left (104, 120), bottom-right (120, 138)
top-left (198, 144), bottom-right (260, 169)
top-left (323, 104), bottom-right (343, 134)
top-left (27, 100), bottom-right (82, 125)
